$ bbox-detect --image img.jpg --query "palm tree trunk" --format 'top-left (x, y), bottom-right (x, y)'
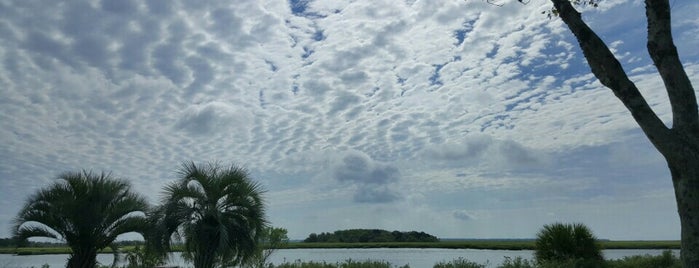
top-left (194, 246), bottom-right (217, 268)
top-left (68, 248), bottom-right (98, 268)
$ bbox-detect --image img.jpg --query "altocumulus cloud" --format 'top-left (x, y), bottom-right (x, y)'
top-left (333, 151), bottom-right (402, 203)
top-left (0, 0), bottom-right (697, 240)
top-left (453, 210), bottom-right (476, 221)
top-left (175, 102), bottom-right (253, 136)
top-left (423, 134), bottom-right (550, 172)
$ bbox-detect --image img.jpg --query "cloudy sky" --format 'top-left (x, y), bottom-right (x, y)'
top-left (1, 0), bottom-right (698, 241)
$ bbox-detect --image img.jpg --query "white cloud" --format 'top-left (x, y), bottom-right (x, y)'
top-left (175, 101), bottom-right (253, 136)
top-left (0, 0), bottom-right (697, 240)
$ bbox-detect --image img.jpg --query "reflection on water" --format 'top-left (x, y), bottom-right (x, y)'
top-left (0, 248), bottom-right (680, 268)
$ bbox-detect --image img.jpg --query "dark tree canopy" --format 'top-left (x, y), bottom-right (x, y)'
top-left (303, 229), bottom-right (439, 243)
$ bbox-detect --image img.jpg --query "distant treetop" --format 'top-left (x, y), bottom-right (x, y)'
top-left (303, 229), bottom-right (439, 243)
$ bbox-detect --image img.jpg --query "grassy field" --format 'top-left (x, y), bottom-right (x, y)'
top-left (0, 246), bottom-right (124, 255)
top-left (283, 240), bottom-right (536, 250)
top-left (0, 240), bottom-right (680, 255)
top-left (283, 240), bottom-right (681, 250)
top-left (600, 240), bottom-right (680, 249)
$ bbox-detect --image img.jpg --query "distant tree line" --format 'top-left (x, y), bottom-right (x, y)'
top-left (0, 238), bottom-right (18, 247)
top-left (303, 229), bottom-right (439, 243)
top-left (0, 237), bottom-right (66, 248)
top-left (0, 238), bottom-right (156, 248)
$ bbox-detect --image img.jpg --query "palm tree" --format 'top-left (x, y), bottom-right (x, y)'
top-left (13, 171), bottom-right (149, 268)
top-left (149, 162), bottom-right (267, 268)
top-left (535, 223), bottom-right (603, 266)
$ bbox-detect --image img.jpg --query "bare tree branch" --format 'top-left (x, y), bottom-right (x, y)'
top-left (645, 0), bottom-right (699, 132)
top-left (550, 0), bottom-right (672, 149)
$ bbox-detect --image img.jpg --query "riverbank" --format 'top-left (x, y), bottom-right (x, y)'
top-left (0, 240), bottom-right (680, 255)
top-left (283, 240), bottom-right (680, 250)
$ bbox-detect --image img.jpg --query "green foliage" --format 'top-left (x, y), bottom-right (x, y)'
top-left (148, 162), bottom-right (267, 268)
top-left (121, 245), bottom-right (165, 268)
top-left (304, 229), bottom-right (438, 243)
top-left (536, 258), bottom-right (605, 268)
top-left (497, 257), bottom-right (535, 268)
top-left (273, 259), bottom-right (398, 268)
top-left (13, 171), bottom-right (149, 268)
top-left (534, 223), bottom-right (603, 266)
top-left (433, 258), bottom-right (485, 268)
top-left (260, 227), bottom-right (290, 249)
top-left (244, 227), bottom-right (290, 268)
top-left (0, 237), bottom-right (23, 247)
top-left (274, 260), bottom-right (335, 268)
top-left (606, 250), bottom-right (681, 268)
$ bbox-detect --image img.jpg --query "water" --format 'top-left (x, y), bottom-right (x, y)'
top-left (0, 248), bottom-right (679, 268)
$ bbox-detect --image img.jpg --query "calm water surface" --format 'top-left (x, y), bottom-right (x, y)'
top-left (0, 248), bottom-right (679, 268)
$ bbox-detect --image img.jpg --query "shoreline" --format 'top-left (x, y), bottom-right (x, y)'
top-left (0, 240), bottom-right (680, 255)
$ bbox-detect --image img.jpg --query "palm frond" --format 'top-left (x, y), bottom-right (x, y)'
top-left (14, 225), bottom-right (61, 241)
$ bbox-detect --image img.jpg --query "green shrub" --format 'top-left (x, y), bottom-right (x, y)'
top-left (497, 256), bottom-right (535, 268)
top-left (537, 258), bottom-right (605, 268)
top-left (606, 250), bottom-right (680, 268)
top-left (122, 246), bottom-right (165, 268)
top-left (338, 259), bottom-right (394, 268)
top-left (274, 260), bottom-right (336, 268)
top-left (433, 257), bottom-right (486, 268)
top-left (534, 223), bottom-right (603, 266)
top-left (273, 259), bottom-right (398, 268)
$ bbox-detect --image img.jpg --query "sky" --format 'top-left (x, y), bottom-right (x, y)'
top-left (1, 0), bottom-right (698, 241)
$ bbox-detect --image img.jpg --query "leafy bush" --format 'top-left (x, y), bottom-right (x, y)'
top-left (433, 257), bottom-right (486, 268)
top-left (497, 256), bottom-right (535, 268)
top-left (274, 260), bottom-right (336, 268)
top-left (537, 258), bottom-right (605, 268)
top-left (606, 250), bottom-right (681, 268)
top-left (534, 223), bottom-right (603, 266)
top-left (337, 260), bottom-right (395, 268)
top-left (122, 246), bottom-right (165, 268)
top-left (244, 227), bottom-right (290, 268)
top-left (274, 259), bottom-right (397, 268)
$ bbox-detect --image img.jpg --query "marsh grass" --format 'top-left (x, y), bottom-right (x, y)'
top-left (605, 250), bottom-right (681, 268)
top-left (274, 259), bottom-right (404, 268)
top-left (497, 257), bottom-right (535, 268)
top-left (432, 257), bottom-right (487, 268)
top-left (283, 241), bottom-right (535, 250)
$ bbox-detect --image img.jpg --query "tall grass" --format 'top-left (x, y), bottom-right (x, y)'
top-left (432, 257), bottom-right (486, 268)
top-left (606, 250), bottom-right (681, 268)
top-left (274, 259), bottom-right (405, 268)
top-left (497, 257), bottom-right (535, 268)
top-left (270, 252), bottom-right (681, 268)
